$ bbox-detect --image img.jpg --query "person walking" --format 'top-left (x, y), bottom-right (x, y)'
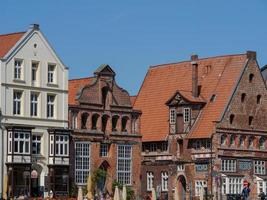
top-left (242, 183), bottom-right (250, 200)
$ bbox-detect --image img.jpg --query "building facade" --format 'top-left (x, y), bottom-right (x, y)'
top-left (134, 51), bottom-right (267, 200)
top-left (68, 65), bottom-right (142, 198)
top-left (0, 24), bottom-right (69, 198)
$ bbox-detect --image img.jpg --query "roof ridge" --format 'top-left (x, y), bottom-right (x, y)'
top-left (150, 53), bottom-right (246, 69)
top-left (69, 76), bottom-right (94, 81)
top-left (0, 31), bottom-right (26, 37)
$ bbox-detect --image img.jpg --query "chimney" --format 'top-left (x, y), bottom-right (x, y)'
top-left (191, 54), bottom-right (198, 98)
top-left (30, 24), bottom-right (40, 30)
top-left (246, 51), bottom-right (256, 60)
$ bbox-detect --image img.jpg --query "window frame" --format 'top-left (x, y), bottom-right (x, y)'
top-left (146, 172), bottom-right (154, 191)
top-left (254, 161), bottom-right (266, 175)
top-left (169, 108), bottom-right (176, 124)
top-left (14, 59), bottom-right (22, 80)
top-left (32, 135), bottom-right (41, 155)
top-left (117, 145), bottom-right (132, 185)
top-left (161, 171), bottom-right (168, 192)
top-left (13, 91), bottom-right (22, 115)
top-left (100, 143), bottom-right (109, 157)
top-left (75, 142), bottom-right (90, 185)
top-left (195, 180), bottom-right (207, 196)
top-left (183, 107), bottom-right (191, 123)
top-left (221, 159), bottom-right (236, 172)
top-left (47, 94), bottom-right (55, 118)
top-left (30, 92), bottom-right (39, 117)
top-left (48, 64), bottom-right (56, 84)
top-left (13, 132), bottom-right (30, 154)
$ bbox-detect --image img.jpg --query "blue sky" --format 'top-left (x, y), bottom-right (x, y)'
top-left (2, 1), bottom-right (267, 95)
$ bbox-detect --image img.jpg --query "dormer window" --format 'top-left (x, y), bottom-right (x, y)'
top-left (169, 109), bottom-right (176, 124)
top-left (183, 108), bottom-right (191, 123)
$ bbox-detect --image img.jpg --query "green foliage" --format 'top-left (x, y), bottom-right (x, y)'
top-left (112, 180), bottom-right (135, 200)
top-left (69, 180), bottom-right (78, 197)
top-left (91, 169), bottom-right (107, 195)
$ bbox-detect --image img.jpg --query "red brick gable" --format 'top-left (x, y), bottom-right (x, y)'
top-left (0, 32), bottom-right (25, 58)
top-left (68, 77), bottom-right (94, 105)
top-left (134, 54), bottom-right (248, 141)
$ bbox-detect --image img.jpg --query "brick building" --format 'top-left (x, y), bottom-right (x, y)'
top-left (68, 64), bottom-right (142, 197)
top-left (134, 51), bottom-right (267, 199)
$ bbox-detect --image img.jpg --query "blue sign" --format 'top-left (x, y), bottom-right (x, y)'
top-left (196, 164), bottom-right (208, 172)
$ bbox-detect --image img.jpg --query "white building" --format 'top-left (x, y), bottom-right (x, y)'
top-left (0, 24), bottom-right (70, 198)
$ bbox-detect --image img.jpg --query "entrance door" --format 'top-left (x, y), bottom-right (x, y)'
top-left (177, 175), bottom-right (186, 200)
top-left (97, 161), bottom-right (110, 193)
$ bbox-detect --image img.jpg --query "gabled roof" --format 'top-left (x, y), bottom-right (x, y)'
top-left (69, 77), bottom-right (94, 105)
top-left (165, 90), bottom-right (206, 106)
top-left (94, 64), bottom-right (116, 76)
top-left (134, 53), bottom-right (248, 141)
top-left (0, 32), bottom-right (25, 58)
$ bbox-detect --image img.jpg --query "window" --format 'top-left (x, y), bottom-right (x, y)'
top-left (221, 177), bottom-right (242, 194)
top-left (102, 115), bottom-right (109, 132)
top-left (92, 114), bottom-right (99, 130)
top-left (170, 109), bottom-right (176, 124)
top-left (230, 135), bottom-right (235, 147)
top-left (71, 113), bottom-right (78, 129)
top-left (47, 95), bottom-right (55, 118)
top-left (32, 135), bottom-right (41, 155)
top-left (249, 116), bottom-right (253, 126)
top-left (112, 115), bottom-right (119, 131)
top-left (195, 180), bottom-right (207, 196)
top-left (48, 64), bottom-right (55, 83)
top-left (210, 94), bottom-right (216, 102)
top-left (248, 137), bottom-right (254, 149)
top-left (117, 145), bottom-right (132, 185)
top-left (32, 62), bottom-right (38, 83)
top-left (14, 59), bottom-right (22, 79)
top-left (121, 116), bottom-right (129, 132)
top-left (81, 113), bottom-right (88, 129)
top-left (75, 142), bottom-right (90, 185)
top-left (13, 91), bottom-right (22, 115)
top-left (239, 136), bottom-right (245, 148)
top-left (241, 93), bottom-right (246, 103)
top-left (161, 172), bottom-right (168, 191)
top-left (147, 172), bottom-right (154, 191)
top-left (51, 135), bottom-right (69, 156)
top-left (14, 132), bottom-right (30, 154)
top-left (30, 92), bottom-right (38, 117)
top-left (257, 95), bottom-right (262, 104)
top-left (221, 160), bottom-right (236, 172)
top-left (230, 114), bottom-right (235, 124)
top-left (183, 108), bottom-right (191, 123)
top-left (8, 132), bottom-right (12, 153)
top-left (257, 181), bottom-right (267, 194)
top-left (177, 164), bottom-right (185, 172)
top-left (259, 137), bottom-right (265, 150)
top-left (100, 143), bottom-right (109, 157)
top-left (221, 135), bottom-right (227, 145)
top-left (249, 73), bottom-right (254, 83)
top-left (195, 163), bottom-right (208, 172)
top-left (254, 161), bottom-right (266, 175)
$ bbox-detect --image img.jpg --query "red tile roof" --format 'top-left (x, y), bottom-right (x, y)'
top-left (134, 54), bottom-right (248, 141)
top-left (0, 32), bottom-right (25, 58)
top-left (69, 77), bottom-right (94, 105)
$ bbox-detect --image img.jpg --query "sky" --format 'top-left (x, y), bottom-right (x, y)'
top-left (2, 1), bottom-right (267, 95)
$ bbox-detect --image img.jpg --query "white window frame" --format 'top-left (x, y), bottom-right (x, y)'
top-left (221, 177), bottom-right (242, 194)
top-left (32, 62), bottom-right (38, 83)
top-left (177, 164), bottom-right (185, 172)
top-left (30, 92), bottom-right (38, 117)
top-left (47, 95), bottom-right (55, 118)
top-left (100, 143), bottom-right (109, 157)
top-left (8, 132), bottom-right (12, 153)
top-left (13, 91), bottom-right (22, 115)
top-left (170, 108), bottom-right (176, 124)
top-left (254, 161), bottom-right (266, 175)
top-left (161, 171), bottom-right (168, 192)
top-left (75, 142), bottom-right (90, 185)
top-left (195, 180), bottom-right (207, 196)
top-left (221, 159), bottom-right (236, 172)
top-left (14, 59), bottom-right (22, 80)
top-left (48, 64), bottom-right (56, 84)
top-left (13, 132), bottom-right (30, 154)
top-left (257, 180), bottom-right (267, 194)
top-left (32, 135), bottom-right (41, 155)
top-left (51, 135), bottom-right (69, 156)
top-left (117, 145), bottom-right (132, 185)
top-left (183, 107), bottom-right (191, 123)
top-left (71, 113), bottom-right (78, 129)
top-left (147, 172), bottom-right (154, 191)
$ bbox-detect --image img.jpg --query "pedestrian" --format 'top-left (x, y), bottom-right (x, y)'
top-left (242, 184), bottom-right (250, 200)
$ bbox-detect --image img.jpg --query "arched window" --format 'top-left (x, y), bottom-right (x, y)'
top-left (259, 137), bottom-right (265, 150)
top-left (102, 86), bottom-right (109, 109)
top-left (121, 116), bottom-right (129, 132)
top-left (248, 137), bottom-right (254, 149)
top-left (257, 95), bottom-right (262, 104)
top-left (249, 116), bottom-right (253, 126)
top-left (91, 113), bottom-right (99, 130)
top-left (249, 73), bottom-right (254, 83)
top-left (112, 115), bottom-right (119, 131)
top-left (230, 114), bottom-right (235, 124)
top-left (221, 134), bottom-right (227, 145)
top-left (81, 113), bottom-right (89, 129)
top-left (102, 115), bottom-right (109, 133)
top-left (241, 93), bottom-right (246, 103)
top-left (230, 135), bottom-right (235, 147)
top-left (239, 136), bottom-right (245, 148)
